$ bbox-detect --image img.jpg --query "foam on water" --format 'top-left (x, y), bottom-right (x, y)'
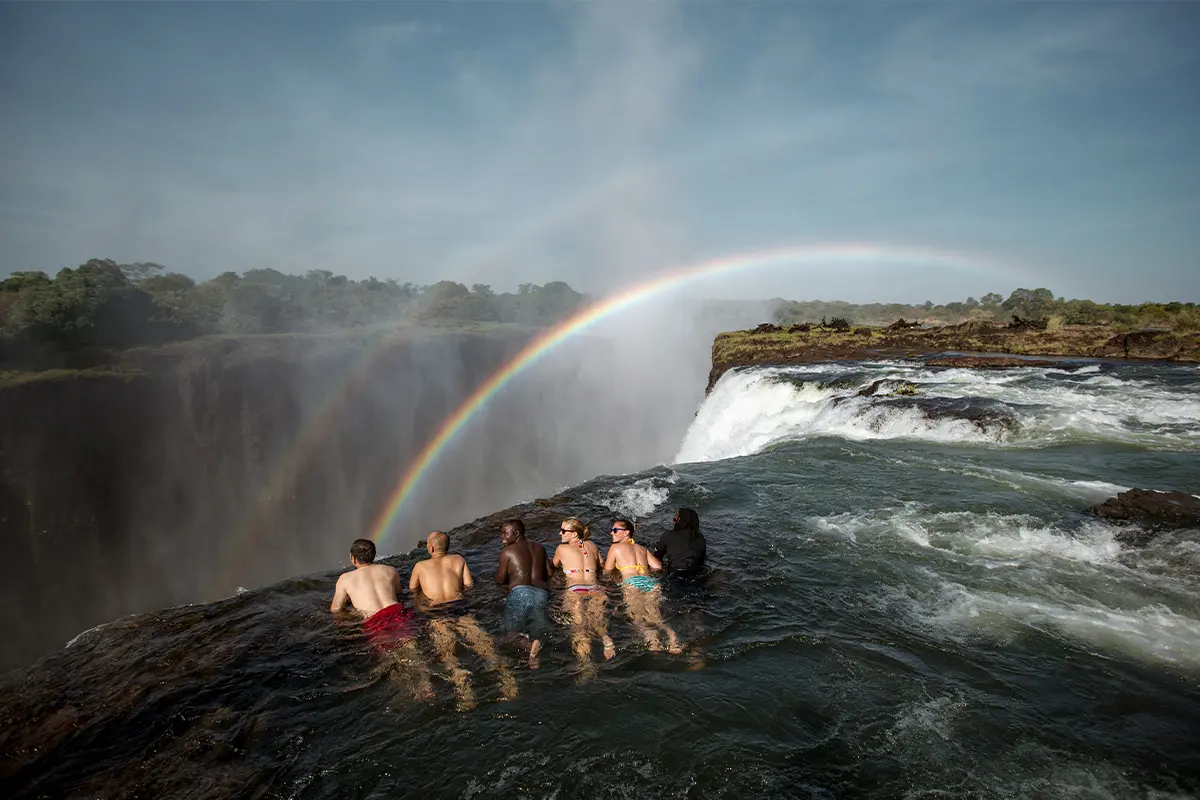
top-left (677, 361), bottom-right (1200, 461)
top-left (583, 472), bottom-right (677, 519)
top-left (929, 587), bottom-right (1200, 671)
top-left (676, 369), bottom-right (1009, 462)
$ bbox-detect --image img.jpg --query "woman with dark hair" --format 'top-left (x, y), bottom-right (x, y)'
top-left (652, 507), bottom-right (707, 576)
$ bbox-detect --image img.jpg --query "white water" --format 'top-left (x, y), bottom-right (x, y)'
top-left (676, 362), bottom-right (1200, 463)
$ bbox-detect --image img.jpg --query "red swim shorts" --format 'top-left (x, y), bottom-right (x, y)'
top-left (363, 603), bottom-right (416, 651)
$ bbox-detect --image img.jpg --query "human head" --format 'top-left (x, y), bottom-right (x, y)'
top-left (500, 518), bottom-right (525, 545)
top-left (426, 531), bottom-right (449, 554)
top-left (673, 508), bottom-right (700, 532)
top-left (350, 538), bottom-right (376, 565)
top-left (560, 517), bottom-right (589, 542)
top-left (610, 518), bottom-right (634, 541)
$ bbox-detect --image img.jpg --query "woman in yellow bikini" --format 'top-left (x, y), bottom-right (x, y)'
top-left (552, 517), bottom-right (615, 677)
top-left (603, 518), bottom-right (682, 654)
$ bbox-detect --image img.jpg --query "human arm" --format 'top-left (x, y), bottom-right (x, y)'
top-left (647, 549), bottom-right (662, 571)
top-left (652, 533), bottom-right (667, 560)
top-left (551, 545), bottom-right (562, 570)
top-left (462, 559), bottom-right (474, 591)
top-left (603, 544), bottom-right (617, 574)
top-left (330, 574), bottom-right (349, 612)
top-left (495, 550), bottom-right (509, 585)
top-left (409, 563), bottom-right (422, 595)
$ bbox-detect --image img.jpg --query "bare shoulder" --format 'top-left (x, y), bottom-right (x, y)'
top-left (451, 554), bottom-right (467, 568)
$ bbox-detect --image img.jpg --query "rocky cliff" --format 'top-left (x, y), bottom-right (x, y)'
top-left (706, 322), bottom-right (1200, 391)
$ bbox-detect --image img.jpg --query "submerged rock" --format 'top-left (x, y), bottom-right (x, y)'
top-left (1088, 489), bottom-right (1200, 546)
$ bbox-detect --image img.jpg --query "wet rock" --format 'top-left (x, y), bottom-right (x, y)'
top-left (857, 379), bottom-right (886, 397)
top-left (1088, 489), bottom-right (1200, 546)
top-left (925, 356), bottom-right (1056, 369)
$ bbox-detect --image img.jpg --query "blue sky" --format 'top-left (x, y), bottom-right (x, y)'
top-left (1, 1), bottom-right (1197, 304)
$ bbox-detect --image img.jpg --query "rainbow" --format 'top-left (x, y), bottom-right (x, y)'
top-left (368, 242), bottom-right (1032, 549)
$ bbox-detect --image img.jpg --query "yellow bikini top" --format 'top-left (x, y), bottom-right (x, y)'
top-left (615, 539), bottom-right (649, 575)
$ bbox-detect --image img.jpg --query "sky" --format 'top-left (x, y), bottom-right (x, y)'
top-left (1, 1), bottom-right (1197, 305)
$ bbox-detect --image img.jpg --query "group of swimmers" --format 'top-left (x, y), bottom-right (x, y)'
top-left (329, 508), bottom-right (707, 709)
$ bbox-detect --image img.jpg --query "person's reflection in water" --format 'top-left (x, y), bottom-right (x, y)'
top-left (330, 538), bottom-right (434, 701)
top-left (553, 518), bottom-right (614, 681)
top-left (410, 531), bottom-right (517, 711)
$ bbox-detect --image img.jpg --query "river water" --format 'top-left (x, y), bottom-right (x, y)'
top-left (3, 359), bottom-right (1199, 799)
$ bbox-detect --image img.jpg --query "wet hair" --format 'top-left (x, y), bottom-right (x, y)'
top-left (612, 518), bottom-right (634, 533)
top-left (673, 508), bottom-right (700, 533)
top-left (673, 508), bottom-right (701, 546)
top-left (502, 518), bottom-right (525, 537)
top-left (350, 539), bottom-right (376, 564)
top-left (427, 531), bottom-right (449, 553)
top-left (561, 517), bottom-right (590, 541)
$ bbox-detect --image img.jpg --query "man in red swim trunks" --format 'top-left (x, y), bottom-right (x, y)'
top-left (330, 538), bottom-right (432, 698)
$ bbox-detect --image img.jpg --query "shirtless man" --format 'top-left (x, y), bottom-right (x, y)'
top-left (495, 519), bottom-right (552, 666)
top-left (409, 531), bottom-right (516, 710)
top-left (553, 517), bottom-right (615, 679)
top-left (604, 518), bottom-right (682, 654)
top-left (330, 538), bottom-right (432, 699)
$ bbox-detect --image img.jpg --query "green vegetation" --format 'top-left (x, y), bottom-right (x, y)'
top-left (3, 261), bottom-right (1196, 369)
top-left (773, 288), bottom-right (1200, 331)
top-left (0, 259), bottom-right (590, 357)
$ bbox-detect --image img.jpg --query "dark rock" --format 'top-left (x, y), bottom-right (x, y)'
top-left (827, 317), bottom-right (851, 332)
top-left (1088, 489), bottom-right (1200, 546)
top-left (1096, 330), bottom-right (1185, 360)
top-left (948, 320), bottom-right (1000, 335)
top-left (753, 323), bottom-right (782, 333)
top-left (887, 318), bottom-right (921, 330)
top-left (857, 379), bottom-right (885, 397)
top-left (1006, 315), bottom-right (1048, 332)
top-left (853, 327), bottom-right (872, 336)
top-left (788, 323), bottom-right (812, 333)
top-left (925, 356), bottom-right (1056, 369)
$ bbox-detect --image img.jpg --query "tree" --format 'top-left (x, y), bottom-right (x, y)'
top-left (1002, 288), bottom-right (1055, 320)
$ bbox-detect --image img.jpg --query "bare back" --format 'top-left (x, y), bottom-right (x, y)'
top-left (553, 540), bottom-right (602, 587)
top-left (410, 554), bottom-right (472, 605)
top-left (331, 563), bottom-right (402, 617)
top-left (604, 540), bottom-right (660, 576)
top-left (498, 539), bottom-right (551, 590)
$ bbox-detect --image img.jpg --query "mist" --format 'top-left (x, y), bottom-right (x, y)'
top-left (1, 1), bottom-right (1198, 670)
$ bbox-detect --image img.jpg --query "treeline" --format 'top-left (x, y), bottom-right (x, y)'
top-left (773, 288), bottom-right (1200, 330)
top-left (0, 259), bottom-right (590, 350)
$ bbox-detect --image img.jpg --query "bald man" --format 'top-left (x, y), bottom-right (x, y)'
top-left (409, 531), bottom-right (516, 710)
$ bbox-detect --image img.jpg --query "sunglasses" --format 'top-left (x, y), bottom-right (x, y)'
top-left (610, 527), bottom-right (629, 533)
top-left (559, 528), bottom-right (574, 534)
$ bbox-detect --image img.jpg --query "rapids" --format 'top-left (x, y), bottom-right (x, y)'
top-left (3, 358), bottom-right (1198, 799)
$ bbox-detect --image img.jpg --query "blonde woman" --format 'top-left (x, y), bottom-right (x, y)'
top-left (552, 517), bottom-right (615, 676)
top-left (604, 518), bottom-right (682, 654)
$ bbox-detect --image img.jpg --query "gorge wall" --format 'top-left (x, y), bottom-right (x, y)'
top-left (1, 299), bottom-right (770, 671)
top-left (0, 328), bottom-right (546, 671)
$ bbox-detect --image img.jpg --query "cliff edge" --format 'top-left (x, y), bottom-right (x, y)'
top-left (707, 321), bottom-right (1200, 391)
